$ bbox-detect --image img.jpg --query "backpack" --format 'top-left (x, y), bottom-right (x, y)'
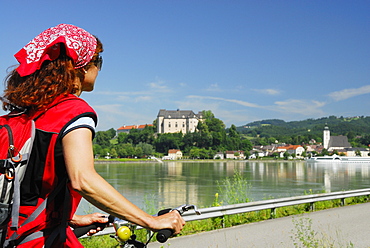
top-left (0, 112), bottom-right (35, 244)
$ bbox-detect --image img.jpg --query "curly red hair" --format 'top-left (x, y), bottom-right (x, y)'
top-left (3, 38), bottom-right (103, 112)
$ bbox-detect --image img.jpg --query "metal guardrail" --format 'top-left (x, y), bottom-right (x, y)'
top-left (82, 188), bottom-right (370, 237)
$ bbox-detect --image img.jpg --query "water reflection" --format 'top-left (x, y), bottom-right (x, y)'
top-left (76, 161), bottom-right (370, 215)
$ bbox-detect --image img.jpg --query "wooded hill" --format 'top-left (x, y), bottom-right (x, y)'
top-left (236, 115), bottom-right (370, 147)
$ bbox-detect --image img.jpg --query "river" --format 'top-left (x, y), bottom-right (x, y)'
top-left (76, 160), bottom-right (370, 215)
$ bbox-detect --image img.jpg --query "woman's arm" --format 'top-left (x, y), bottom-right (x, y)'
top-left (62, 128), bottom-right (185, 234)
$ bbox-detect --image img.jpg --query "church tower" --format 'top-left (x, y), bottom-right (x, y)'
top-left (323, 124), bottom-right (330, 149)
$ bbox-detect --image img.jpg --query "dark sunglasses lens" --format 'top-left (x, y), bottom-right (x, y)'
top-left (95, 56), bottom-right (103, 70)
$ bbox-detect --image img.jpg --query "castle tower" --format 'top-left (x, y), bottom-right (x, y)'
top-left (323, 124), bottom-right (330, 149)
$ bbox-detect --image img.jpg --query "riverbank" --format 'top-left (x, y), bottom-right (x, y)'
top-left (94, 158), bottom-right (304, 164)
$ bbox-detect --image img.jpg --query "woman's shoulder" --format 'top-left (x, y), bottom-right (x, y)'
top-left (47, 94), bottom-right (95, 113)
top-left (34, 94), bottom-right (97, 132)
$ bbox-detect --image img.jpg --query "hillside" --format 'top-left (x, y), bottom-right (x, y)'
top-left (237, 116), bottom-right (370, 140)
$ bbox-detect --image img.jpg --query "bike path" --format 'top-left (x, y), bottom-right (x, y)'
top-left (150, 202), bottom-right (370, 248)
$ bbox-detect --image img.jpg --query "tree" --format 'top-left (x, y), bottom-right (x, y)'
top-left (228, 124), bottom-right (239, 138)
top-left (355, 149), bottom-right (361, 156)
top-left (189, 147), bottom-right (200, 159)
top-left (94, 131), bottom-right (111, 148)
top-left (194, 121), bottom-right (212, 148)
top-left (321, 148), bottom-right (329, 156)
top-left (154, 133), bottom-right (182, 153)
top-left (110, 148), bottom-right (118, 158)
top-left (137, 142), bottom-right (154, 156)
top-left (202, 110), bottom-right (215, 119)
top-left (93, 144), bottom-right (103, 158)
top-left (117, 132), bottom-right (128, 144)
top-left (116, 143), bottom-right (135, 158)
top-left (283, 151), bottom-right (290, 160)
top-left (241, 139), bottom-right (253, 152)
top-left (135, 146), bottom-right (144, 158)
top-left (106, 128), bottom-right (117, 139)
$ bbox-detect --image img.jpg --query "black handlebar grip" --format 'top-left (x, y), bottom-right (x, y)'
top-left (73, 215), bottom-right (115, 238)
top-left (156, 208), bottom-right (174, 242)
top-left (157, 208), bottom-right (172, 216)
top-left (156, 228), bottom-right (173, 243)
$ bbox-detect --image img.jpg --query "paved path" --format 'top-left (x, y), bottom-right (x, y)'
top-left (150, 202), bottom-right (370, 248)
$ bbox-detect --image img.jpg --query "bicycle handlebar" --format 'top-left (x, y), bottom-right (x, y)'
top-left (73, 204), bottom-right (201, 243)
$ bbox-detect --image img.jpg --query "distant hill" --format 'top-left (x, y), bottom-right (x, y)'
top-left (237, 116), bottom-right (370, 138)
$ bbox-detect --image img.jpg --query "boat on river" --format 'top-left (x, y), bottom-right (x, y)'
top-left (306, 154), bottom-right (370, 163)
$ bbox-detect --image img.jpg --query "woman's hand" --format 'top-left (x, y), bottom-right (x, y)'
top-left (69, 213), bottom-right (109, 236)
top-left (151, 211), bottom-right (185, 235)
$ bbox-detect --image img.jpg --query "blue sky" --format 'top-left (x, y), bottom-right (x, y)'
top-left (1, 1), bottom-right (369, 131)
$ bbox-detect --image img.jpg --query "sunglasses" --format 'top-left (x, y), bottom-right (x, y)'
top-left (93, 55), bottom-right (103, 70)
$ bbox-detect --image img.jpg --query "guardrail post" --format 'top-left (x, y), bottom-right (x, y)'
top-left (270, 208), bottom-right (276, 219)
top-left (310, 202), bottom-right (315, 211)
top-left (341, 198), bottom-right (345, 206)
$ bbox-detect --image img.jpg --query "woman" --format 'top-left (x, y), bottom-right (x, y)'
top-left (2, 24), bottom-right (185, 247)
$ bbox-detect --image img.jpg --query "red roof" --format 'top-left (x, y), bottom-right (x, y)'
top-left (279, 145), bottom-right (303, 150)
top-left (118, 124), bottom-right (153, 130)
top-left (168, 149), bottom-right (181, 153)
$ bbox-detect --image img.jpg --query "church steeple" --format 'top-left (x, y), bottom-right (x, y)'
top-left (323, 123), bottom-right (330, 149)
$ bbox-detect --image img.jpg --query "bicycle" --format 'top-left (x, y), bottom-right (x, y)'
top-left (74, 204), bottom-right (201, 248)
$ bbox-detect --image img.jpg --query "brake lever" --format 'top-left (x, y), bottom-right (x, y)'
top-left (173, 204), bottom-right (201, 215)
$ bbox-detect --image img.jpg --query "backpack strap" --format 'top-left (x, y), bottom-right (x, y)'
top-left (11, 120), bottom-right (35, 231)
top-left (4, 177), bottom-right (67, 247)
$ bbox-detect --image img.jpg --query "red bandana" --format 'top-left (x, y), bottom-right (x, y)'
top-left (14, 24), bottom-right (97, 77)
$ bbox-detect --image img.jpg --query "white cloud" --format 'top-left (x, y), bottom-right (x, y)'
top-left (328, 85), bottom-right (370, 101)
top-left (253, 88), bottom-right (281, 95)
top-left (134, 96), bottom-right (153, 102)
top-left (187, 95), bottom-right (327, 120)
top-left (187, 95), bottom-right (261, 108)
top-left (274, 99), bottom-right (326, 116)
top-left (206, 83), bottom-right (222, 92)
top-left (148, 80), bottom-right (171, 93)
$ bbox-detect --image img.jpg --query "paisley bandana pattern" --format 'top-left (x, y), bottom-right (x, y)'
top-left (14, 24), bottom-right (97, 77)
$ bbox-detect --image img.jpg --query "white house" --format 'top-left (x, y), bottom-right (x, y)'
top-left (168, 149), bottom-right (183, 160)
top-left (225, 151), bottom-right (245, 159)
top-left (277, 145), bottom-right (305, 157)
top-left (345, 148), bottom-right (369, 157)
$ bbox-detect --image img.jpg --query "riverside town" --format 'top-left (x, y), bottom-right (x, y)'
top-left (93, 109), bottom-right (370, 161)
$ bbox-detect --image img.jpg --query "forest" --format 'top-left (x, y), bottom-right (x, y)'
top-left (93, 113), bottom-right (370, 159)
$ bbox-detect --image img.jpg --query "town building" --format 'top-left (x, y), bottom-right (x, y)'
top-left (277, 145), bottom-right (305, 157)
top-left (345, 148), bottom-right (369, 157)
top-left (225, 151), bottom-right (246, 159)
top-left (157, 109), bottom-right (203, 134)
top-left (167, 149), bottom-right (183, 160)
top-left (117, 124), bottom-right (153, 134)
top-left (323, 124), bottom-right (351, 151)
